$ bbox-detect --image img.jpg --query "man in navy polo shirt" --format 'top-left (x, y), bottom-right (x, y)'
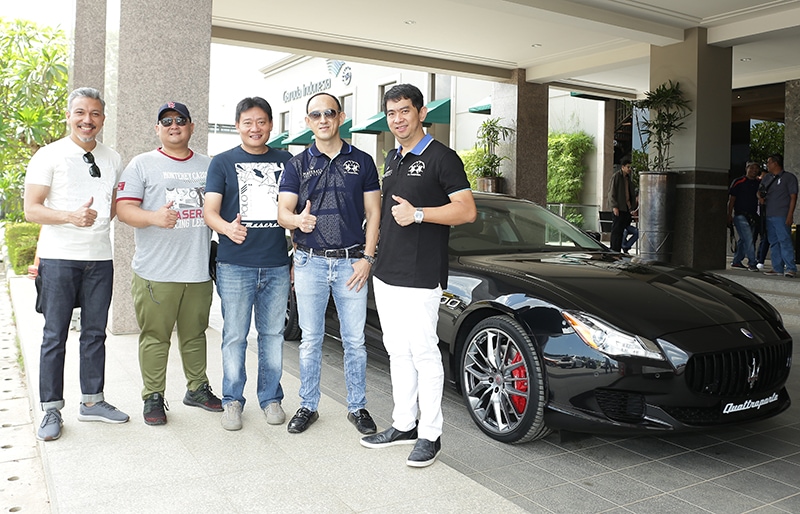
top-left (359, 84), bottom-right (476, 467)
top-left (278, 92), bottom-right (381, 435)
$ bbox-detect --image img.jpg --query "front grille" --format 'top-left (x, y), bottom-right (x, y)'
top-left (661, 405), bottom-right (720, 425)
top-left (595, 390), bottom-right (645, 423)
top-left (685, 342), bottom-right (791, 397)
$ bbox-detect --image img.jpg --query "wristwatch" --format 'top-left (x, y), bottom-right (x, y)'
top-left (362, 254), bottom-right (375, 265)
top-left (414, 208), bottom-right (424, 224)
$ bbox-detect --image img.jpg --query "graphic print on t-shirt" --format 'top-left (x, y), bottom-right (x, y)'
top-left (235, 161), bottom-right (282, 223)
top-left (166, 186), bottom-right (206, 229)
top-left (166, 186), bottom-right (205, 209)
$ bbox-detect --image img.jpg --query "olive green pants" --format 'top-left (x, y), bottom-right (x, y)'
top-left (131, 273), bottom-right (213, 399)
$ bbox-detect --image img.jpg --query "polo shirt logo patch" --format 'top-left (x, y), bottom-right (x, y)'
top-left (342, 160), bottom-right (360, 175)
top-left (407, 160), bottom-right (425, 177)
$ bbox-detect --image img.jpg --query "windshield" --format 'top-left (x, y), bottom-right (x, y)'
top-left (449, 195), bottom-right (606, 255)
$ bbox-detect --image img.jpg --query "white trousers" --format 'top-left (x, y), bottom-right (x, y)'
top-left (373, 277), bottom-right (444, 441)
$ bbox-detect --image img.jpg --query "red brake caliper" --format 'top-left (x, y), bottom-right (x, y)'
top-left (510, 352), bottom-right (528, 413)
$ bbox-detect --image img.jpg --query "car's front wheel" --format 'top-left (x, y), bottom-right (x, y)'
top-left (460, 315), bottom-right (551, 443)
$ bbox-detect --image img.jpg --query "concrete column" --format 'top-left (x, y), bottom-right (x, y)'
top-left (492, 70), bottom-right (548, 205)
top-left (69, 0), bottom-right (106, 93)
top-left (786, 80), bottom-right (800, 225)
top-left (599, 100), bottom-right (616, 210)
top-left (649, 28), bottom-right (732, 269)
top-left (103, 0), bottom-right (213, 334)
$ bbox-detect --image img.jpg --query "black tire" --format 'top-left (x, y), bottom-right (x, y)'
top-left (460, 315), bottom-right (551, 443)
top-left (284, 287), bottom-right (301, 341)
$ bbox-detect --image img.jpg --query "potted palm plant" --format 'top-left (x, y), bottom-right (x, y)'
top-left (632, 80), bottom-right (692, 262)
top-left (473, 117), bottom-right (514, 193)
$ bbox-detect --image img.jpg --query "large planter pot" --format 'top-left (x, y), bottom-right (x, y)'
top-left (477, 177), bottom-right (503, 193)
top-left (638, 171), bottom-right (677, 263)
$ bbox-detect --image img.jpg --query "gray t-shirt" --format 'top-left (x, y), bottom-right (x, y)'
top-left (117, 148), bottom-right (212, 282)
top-left (763, 170), bottom-right (798, 218)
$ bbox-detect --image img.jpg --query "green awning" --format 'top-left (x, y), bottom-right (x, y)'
top-left (423, 98), bottom-right (451, 124)
top-left (267, 130), bottom-right (289, 149)
top-left (468, 96), bottom-right (491, 114)
top-left (339, 118), bottom-right (352, 139)
top-left (350, 112), bottom-right (389, 134)
top-left (283, 128), bottom-right (314, 146)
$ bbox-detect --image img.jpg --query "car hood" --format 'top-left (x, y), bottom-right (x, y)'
top-left (456, 252), bottom-right (777, 340)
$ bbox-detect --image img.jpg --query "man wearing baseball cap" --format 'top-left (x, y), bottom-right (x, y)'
top-left (116, 101), bottom-right (223, 425)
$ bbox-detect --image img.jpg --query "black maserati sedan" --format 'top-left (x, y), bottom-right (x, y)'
top-left (285, 193), bottom-right (792, 444)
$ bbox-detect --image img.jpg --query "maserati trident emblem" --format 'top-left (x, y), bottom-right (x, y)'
top-left (747, 357), bottom-right (761, 390)
top-left (740, 328), bottom-right (754, 339)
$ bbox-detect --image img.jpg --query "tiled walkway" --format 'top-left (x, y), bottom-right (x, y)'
top-left (3, 267), bottom-right (800, 513)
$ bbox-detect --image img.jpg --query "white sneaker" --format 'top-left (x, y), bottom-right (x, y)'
top-left (757, 263), bottom-right (765, 270)
top-left (221, 401), bottom-right (243, 431)
top-left (263, 402), bottom-right (286, 425)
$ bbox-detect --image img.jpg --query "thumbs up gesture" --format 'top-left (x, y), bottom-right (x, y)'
top-left (69, 197), bottom-right (98, 227)
top-left (226, 213), bottom-right (248, 244)
top-left (297, 200), bottom-right (317, 233)
top-left (154, 200), bottom-right (178, 229)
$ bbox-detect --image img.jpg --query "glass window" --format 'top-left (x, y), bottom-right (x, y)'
top-left (339, 94), bottom-right (353, 117)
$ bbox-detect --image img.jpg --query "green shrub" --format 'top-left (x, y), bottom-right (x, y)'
top-left (4, 221), bottom-right (40, 275)
top-left (547, 131), bottom-right (594, 204)
top-left (458, 146), bottom-right (487, 190)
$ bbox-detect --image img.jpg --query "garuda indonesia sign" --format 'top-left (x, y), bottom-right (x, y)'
top-left (282, 59), bottom-right (353, 103)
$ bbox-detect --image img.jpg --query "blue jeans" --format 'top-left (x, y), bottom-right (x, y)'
top-left (732, 214), bottom-right (757, 266)
top-left (622, 224), bottom-right (639, 251)
top-left (215, 262), bottom-right (290, 409)
top-left (765, 217), bottom-right (797, 274)
top-left (757, 217), bottom-right (769, 264)
top-left (38, 258), bottom-right (113, 410)
top-left (293, 250), bottom-right (367, 412)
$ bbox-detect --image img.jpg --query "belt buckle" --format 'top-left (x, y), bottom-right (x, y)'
top-left (324, 249), bottom-right (339, 258)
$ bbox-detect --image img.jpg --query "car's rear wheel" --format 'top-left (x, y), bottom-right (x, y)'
top-left (284, 287), bottom-right (301, 341)
top-left (460, 315), bottom-right (551, 443)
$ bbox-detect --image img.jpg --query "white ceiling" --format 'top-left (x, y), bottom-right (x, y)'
top-left (211, 0), bottom-right (800, 97)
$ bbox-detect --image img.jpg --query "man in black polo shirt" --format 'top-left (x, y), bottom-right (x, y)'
top-left (359, 84), bottom-right (476, 467)
top-left (726, 161), bottom-right (761, 271)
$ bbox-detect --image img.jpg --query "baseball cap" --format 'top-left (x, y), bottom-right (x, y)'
top-left (157, 101), bottom-right (191, 122)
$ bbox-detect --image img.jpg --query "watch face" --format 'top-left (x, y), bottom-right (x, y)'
top-left (414, 209), bottom-right (423, 223)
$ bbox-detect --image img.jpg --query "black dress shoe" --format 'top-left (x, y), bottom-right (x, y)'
top-left (287, 407), bottom-right (318, 434)
top-left (406, 437), bottom-right (441, 468)
top-left (347, 409), bottom-right (377, 434)
top-left (360, 424), bottom-right (417, 448)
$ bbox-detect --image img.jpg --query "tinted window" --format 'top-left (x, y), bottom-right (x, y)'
top-left (449, 196), bottom-right (604, 255)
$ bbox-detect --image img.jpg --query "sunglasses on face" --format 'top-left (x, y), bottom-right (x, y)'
top-left (159, 116), bottom-right (188, 127)
top-left (83, 152), bottom-right (101, 178)
top-left (307, 109), bottom-right (338, 120)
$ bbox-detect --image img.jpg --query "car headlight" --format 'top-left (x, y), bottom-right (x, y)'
top-left (562, 311), bottom-right (664, 361)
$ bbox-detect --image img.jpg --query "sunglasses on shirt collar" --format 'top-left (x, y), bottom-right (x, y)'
top-left (83, 152), bottom-right (101, 178)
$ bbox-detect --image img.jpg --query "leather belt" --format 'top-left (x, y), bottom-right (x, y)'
top-left (296, 243), bottom-right (364, 259)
